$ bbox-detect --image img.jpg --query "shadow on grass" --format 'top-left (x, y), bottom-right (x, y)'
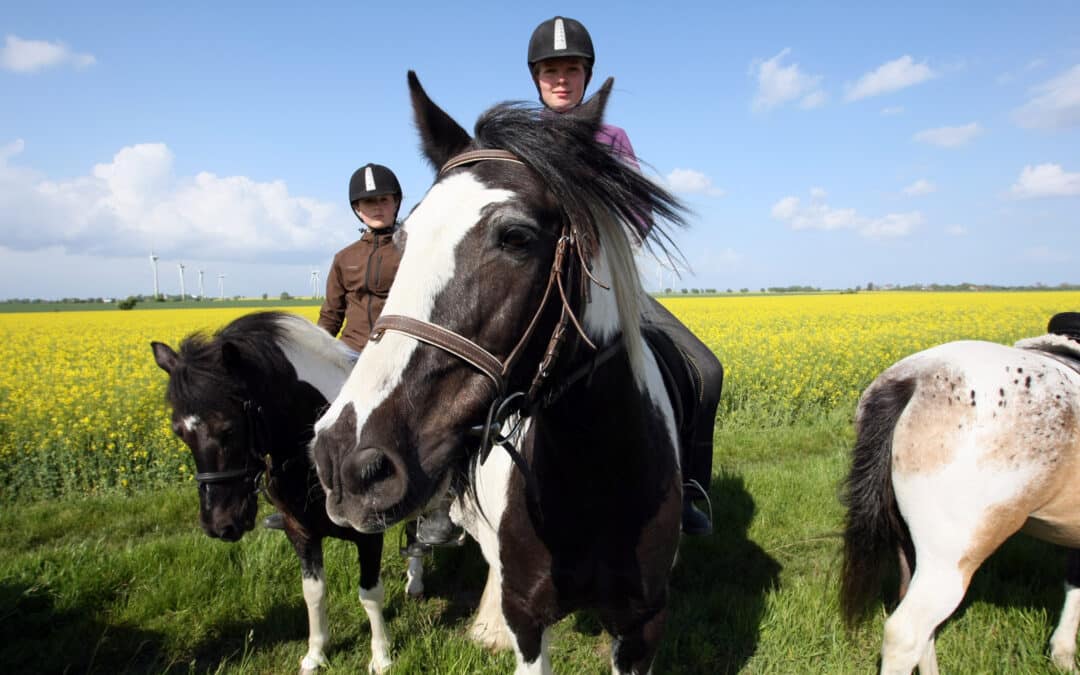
top-left (657, 472), bottom-right (782, 674)
top-left (0, 580), bottom-right (168, 674)
top-left (947, 535), bottom-right (1068, 627)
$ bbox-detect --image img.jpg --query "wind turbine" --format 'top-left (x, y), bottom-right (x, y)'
top-left (218, 273), bottom-right (226, 301)
top-left (178, 263), bottom-right (186, 301)
top-left (310, 270), bottom-right (320, 299)
top-left (150, 251), bottom-right (160, 299)
top-left (197, 269), bottom-right (205, 299)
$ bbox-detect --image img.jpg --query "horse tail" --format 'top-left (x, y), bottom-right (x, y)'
top-left (840, 375), bottom-right (917, 627)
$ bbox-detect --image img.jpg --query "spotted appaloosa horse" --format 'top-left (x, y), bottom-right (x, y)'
top-left (152, 311), bottom-right (428, 674)
top-left (310, 72), bottom-right (688, 674)
top-left (841, 332), bottom-right (1080, 674)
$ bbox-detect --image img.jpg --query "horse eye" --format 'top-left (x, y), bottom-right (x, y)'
top-left (499, 226), bottom-right (536, 252)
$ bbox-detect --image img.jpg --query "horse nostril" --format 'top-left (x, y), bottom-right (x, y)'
top-left (341, 447), bottom-right (393, 494)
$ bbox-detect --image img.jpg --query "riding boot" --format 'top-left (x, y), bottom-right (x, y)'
top-left (416, 493), bottom-right (464, 546)
top-left (262, 512), bottom-right (285, 530)
top-left (682, 495), bottom-right (712, 536)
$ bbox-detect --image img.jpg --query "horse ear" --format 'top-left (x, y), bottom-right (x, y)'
top-left (221, 341), bottom-right (246, 376)
top-left (151, 341), bottom-right (178, 374)
top-left (570, 77), bottom-right (614, 128)
top-left (408, 70), bottom-right (472, 171)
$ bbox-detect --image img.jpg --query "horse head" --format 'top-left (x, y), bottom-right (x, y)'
top-left (152, 312), bottom-right (341, 541)
top-left (310, 72), bottom-right (684, 533)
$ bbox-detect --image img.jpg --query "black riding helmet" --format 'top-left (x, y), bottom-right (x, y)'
top-left (349, 163), bottom-right (402, 225)
top-left (527, 16), bottom-right (595, 94)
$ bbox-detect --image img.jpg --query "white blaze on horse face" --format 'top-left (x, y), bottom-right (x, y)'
top-left (182, 415), bottom-right (201, 433)
top-left (314, 172), bottom-right (514, 438)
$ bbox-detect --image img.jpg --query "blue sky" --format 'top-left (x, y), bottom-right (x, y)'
top-left (2, 1), bottom-right (1079, 299)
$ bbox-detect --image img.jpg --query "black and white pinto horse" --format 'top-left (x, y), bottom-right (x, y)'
top-left (310, 73), bottom-right (687, 673)
top-left (152, 311), bottom-right (427, 674)
top-left (841, 331), bottom-right (1080, 674)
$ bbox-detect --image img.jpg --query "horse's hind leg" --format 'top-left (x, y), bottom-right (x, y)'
top-left (881, 557), bottom-right (964, 675)
top-left (893, 541), bottom-right (941, 674)
top-left (1050, 548), bottom-right (1080, 672)
top-left (356, 535), bottom-right (392, 674)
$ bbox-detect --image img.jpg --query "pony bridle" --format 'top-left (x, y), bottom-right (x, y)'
top-left (369, 149), bottom-right (608, 458)
top-left (194, 399), bottom-right (269, 492)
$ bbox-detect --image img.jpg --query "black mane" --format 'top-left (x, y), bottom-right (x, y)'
top-left (165, 311), bottom-right (295, 413)
top-left (469, 100), bottom-right (687, 262)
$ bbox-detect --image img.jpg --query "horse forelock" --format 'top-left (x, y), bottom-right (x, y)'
top-left (317, 173), bottom-right (514, 437)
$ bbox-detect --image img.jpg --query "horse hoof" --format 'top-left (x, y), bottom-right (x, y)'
top-left (1050, 647), bottom-right (1076, 672)
top-left (368, 656), bottom-right (393, 674)
top-left (299, 653), bottom-right (326, 675)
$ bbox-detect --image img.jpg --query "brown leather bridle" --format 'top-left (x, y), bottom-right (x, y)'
top-left (368, 148), bottom-right (606, 456)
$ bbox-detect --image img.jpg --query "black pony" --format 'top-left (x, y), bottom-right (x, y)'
top-left (152, 311), bottom-right (426, 674)
top-left (311, 73), bottom-right (688, 673)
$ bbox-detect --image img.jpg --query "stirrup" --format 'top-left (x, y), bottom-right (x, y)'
top-left (683, 479), bottom-right (713, 527)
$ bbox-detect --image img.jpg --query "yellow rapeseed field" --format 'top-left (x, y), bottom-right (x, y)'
top-left (1, 292), bottom-right (1078, 501)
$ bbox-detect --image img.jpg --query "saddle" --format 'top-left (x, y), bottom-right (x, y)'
top-left (642, 325), bottom-right (702, 443)
top-left (1014, 312), bottom-right (1080, 376)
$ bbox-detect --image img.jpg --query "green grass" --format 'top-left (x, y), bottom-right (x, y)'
top-left (1, 417), bottom-right (1073, 673)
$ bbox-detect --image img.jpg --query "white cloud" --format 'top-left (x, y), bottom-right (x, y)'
top-left (913, 123), bottom-right (983, 147)
top-left (845, 55), bottom-right (936, 101)
top-left (0, 34), bottom-right (96, 73)
top-left (0, 140), bottom-right (350, 262)
top-left (880, 106), bottom-right (905, 116)
top-left (1009, 163), bottom-right (1080, 199)
top-left (666, 168), bottom-right (726, 197)
top-left (770, 188), bottom-right (920, 238)
top-left (1013, 64), bottom-right (1080, 130)
top-left (903, 179), bottom-right (936, 196)
top-left (750, 48), bottom-right (827, 111)
top-left (945, 225), bottom-right (968, 236)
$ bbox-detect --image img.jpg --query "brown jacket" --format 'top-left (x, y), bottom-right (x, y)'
top-left (318, 227), bottom-right (403, 351)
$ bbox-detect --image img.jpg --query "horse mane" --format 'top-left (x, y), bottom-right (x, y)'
top-left (469, 102), bottom-right (688, 374)
top-left (166, 312), bottom-right (307, 412)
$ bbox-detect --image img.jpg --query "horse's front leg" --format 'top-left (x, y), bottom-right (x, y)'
top-left (1050, 548), bottom-right (1080, 672)
top-left (470, 565), bottom-right (512, 650)
top-left (501, 591), bottom-right (552, 675)
top-left (356, 534), bottom-right (392, 674)
top-left (290, 536), bottom-right (329, 675)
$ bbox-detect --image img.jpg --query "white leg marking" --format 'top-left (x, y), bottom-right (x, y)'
top-left (880, 563), bottom-right (965, 675)
top-left (916, 635), bottom-right (940, 675)
top-left (300, 574), bottom-right (329, 674)
top-left (405, 555), bottom-right (425, 598)
top-left (359, 578), bottom-right (392, 674)
top-left (512, 627), bottom-right (552, 675)
top-left (470, 566), bottom-right (512, 650)
top-left (1051, 581), bottom-right (1080, 671)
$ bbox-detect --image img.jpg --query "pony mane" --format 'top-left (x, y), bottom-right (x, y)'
top-left (470, 102), bottom-right (688, 372)
top-left (167, 312), bottom-right (319, 412)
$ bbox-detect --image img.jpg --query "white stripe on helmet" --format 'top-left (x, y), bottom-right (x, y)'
top-left (553, 18), bottom-right (566, 51)
top-left (364, 166), bottom-right (376, 192)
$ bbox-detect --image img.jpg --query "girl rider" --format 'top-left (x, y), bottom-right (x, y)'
top-left (527, 16), bottom-right (723, 536)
